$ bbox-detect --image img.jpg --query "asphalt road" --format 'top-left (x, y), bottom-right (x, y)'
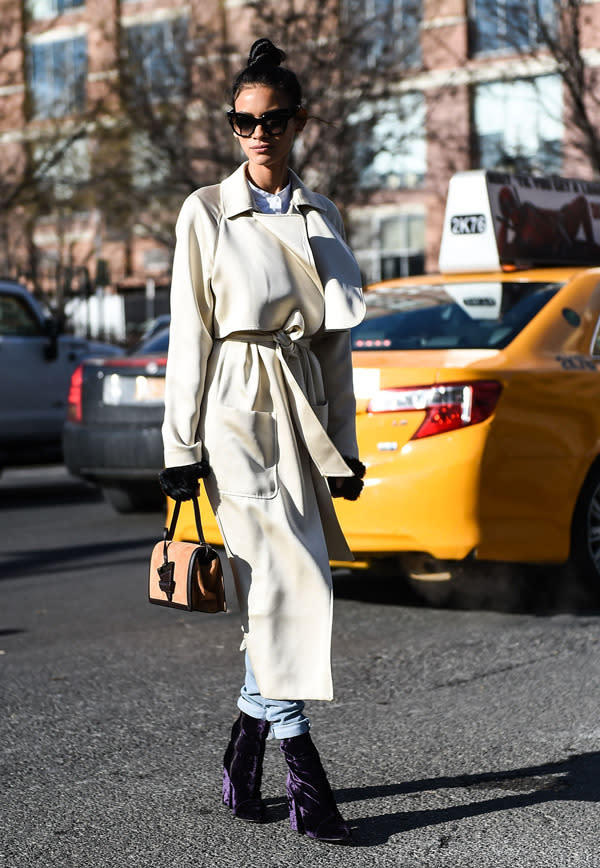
top-left (1, 466), bottom-right (599, 867)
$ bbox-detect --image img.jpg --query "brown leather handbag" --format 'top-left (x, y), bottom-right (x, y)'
top-left (149, 495), bottom-right (226, 613)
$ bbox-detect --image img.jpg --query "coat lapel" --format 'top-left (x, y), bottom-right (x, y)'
top-left (304, 210), bottom-right (366, 330)
top-left (288, 170), bottom-right (365, 330)
top-left (220, 163), bottom-right (255, 218)
top-left (253, 212), bottom-right (325, 296)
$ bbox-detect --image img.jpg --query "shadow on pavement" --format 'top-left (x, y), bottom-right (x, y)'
top-left (340, 752), bottom-right (600, 846)
top-left (333, 560), bottom-right (600, 616)
top-left (0, 536), bottom-right (158, 581)
top-left (0, 469), bottom-right (102, 510)
top-left (333, 567), bottom-right (420, 607)
top-left (260, 752), bottom-right (599, 846)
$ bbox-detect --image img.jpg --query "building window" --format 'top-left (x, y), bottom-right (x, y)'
top-left (349, 210), bottom-right (426, 283)
top-left (28, 0), bottom-right (85, 19)
top-left (123, 17), bottom-right (188, 101)
top-left (473, 75), bottom-right (563, 174)
top-left (352, 92), bottom-right (426, 191)
top-left (470, 0), bottom-right (555, 55)
top-left (28, 35), bottom-right (87, 119)
top-left (343, 0), bottom-right (421, 68)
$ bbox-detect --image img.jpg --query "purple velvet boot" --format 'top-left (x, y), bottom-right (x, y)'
top-left (279, 732), bottom-right (351, 843)
top-left (222, 711), bottom-right (270, 822)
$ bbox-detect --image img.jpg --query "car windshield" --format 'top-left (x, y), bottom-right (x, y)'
top-left (351, 281), bottom-right (562, 351)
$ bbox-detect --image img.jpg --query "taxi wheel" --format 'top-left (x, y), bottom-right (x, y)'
top-left (571, 467), bottom-right (600, 596)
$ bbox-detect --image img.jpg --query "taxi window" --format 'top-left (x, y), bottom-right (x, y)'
top-left (352, 281), bottom-right (561, 351)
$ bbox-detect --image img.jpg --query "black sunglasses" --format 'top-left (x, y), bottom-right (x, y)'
top-left (227, 106), bottom-right (300, 138)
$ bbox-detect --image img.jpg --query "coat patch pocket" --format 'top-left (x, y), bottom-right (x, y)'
top-left (211, 405), bottom-right (279, 499)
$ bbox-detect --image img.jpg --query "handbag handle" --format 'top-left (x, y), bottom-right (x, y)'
top-left (156, 494), bottom-right (210, 602)
top-left (163, 494), bottom-right (206, 550)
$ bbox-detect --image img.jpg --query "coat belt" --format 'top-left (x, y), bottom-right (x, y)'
top-left (217, 329), bottom-right (353, 479)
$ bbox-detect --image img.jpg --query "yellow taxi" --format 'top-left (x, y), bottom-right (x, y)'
top-left (172, 170), bottom-right (600, 596)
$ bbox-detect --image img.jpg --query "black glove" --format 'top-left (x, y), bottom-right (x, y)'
top-left (158, 460), bottom-right (211, 500)
top-left (328, 456), bottom-right (366, 501)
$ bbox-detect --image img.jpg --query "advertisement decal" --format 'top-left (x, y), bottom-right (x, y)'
top-left (439, 170), bottom-right (600, 273)
top-left (487, 171), bottom-right (600, 267)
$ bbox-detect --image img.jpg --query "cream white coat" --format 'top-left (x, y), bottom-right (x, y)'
top-left (162, 163), bottom-right (365, 699)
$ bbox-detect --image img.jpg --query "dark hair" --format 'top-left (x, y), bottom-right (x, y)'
top-left (231, 38), bottom-right (302, 108)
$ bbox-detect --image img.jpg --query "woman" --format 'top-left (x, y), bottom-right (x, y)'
top-left (159, 38), bottom-right (365, 844)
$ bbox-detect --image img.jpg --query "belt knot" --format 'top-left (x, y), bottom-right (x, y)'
top-left (274, 328), bottom-right (310, 356)
top-left (274, 329), bottom-right (294, 351)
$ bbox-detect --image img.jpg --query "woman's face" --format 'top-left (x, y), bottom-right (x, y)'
top-left (233, 85), bottom-right (305, 180)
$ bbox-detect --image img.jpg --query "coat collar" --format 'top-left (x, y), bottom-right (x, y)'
top-left (221, 162), bottom-right (327, 219)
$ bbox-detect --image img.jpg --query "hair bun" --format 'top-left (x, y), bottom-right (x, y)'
top-left (248, 38), bottom-right (286, 68)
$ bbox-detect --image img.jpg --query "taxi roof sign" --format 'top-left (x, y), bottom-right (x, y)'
top-left (438, 169), bottom-right (600, 273)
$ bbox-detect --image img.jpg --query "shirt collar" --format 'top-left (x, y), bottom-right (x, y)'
top-left (248, 177), bottom-right (292, 213)
top-left (221, 162), bottom-right (327, 218)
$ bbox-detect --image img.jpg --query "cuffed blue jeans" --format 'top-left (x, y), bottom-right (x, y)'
top-left (237, 652), bottom-right (310, 739)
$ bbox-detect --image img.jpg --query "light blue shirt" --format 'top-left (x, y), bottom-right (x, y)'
top-left (248, 178), bottom-right (292, 214)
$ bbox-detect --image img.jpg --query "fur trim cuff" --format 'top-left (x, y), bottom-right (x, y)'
top-left (158, 460), bottom-right (210, 500)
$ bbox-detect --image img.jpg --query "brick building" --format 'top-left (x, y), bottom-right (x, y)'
top-left (1, 0), bottom-right (599, 332)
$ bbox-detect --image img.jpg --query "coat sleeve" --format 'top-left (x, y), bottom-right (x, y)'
top-left (311, 328), bottom-right (359, 461)
top-left (162, 193), bottom-right (216, 468)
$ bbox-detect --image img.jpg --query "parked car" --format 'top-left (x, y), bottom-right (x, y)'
top-left (0, 279), bottom-right (121, 470)
top-left (63, 326), bottom-right (168, 512)
top-left (335, 265), bottom-right (600, 593)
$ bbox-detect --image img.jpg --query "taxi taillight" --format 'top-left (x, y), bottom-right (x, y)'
top-left (67, 364), bottom-right (83, 423)
top-left (366, 380), bottom-right (502, 439)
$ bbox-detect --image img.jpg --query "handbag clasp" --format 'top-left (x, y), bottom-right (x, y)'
top-left (157, 561), bottom-right (176, 601)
